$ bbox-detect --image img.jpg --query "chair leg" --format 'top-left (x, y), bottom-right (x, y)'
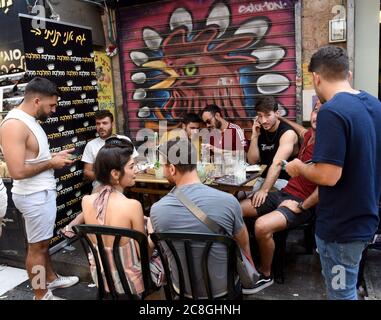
top-left (272, 231), bottom-right (288, 284)
top-left (163, 284), bottom-right (173, 300)
top-left (303, 225), bottom-right (315, 254)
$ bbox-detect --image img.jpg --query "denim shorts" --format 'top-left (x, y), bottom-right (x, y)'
top-left (315, 235), bottom-right (368, 300)
top-left (256, 190), bottom-right (314, 229)
top-left (13, 190), bottom-right (57, 244)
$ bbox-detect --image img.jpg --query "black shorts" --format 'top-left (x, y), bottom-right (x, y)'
top-left (256, 190), bottom-right (314, 229)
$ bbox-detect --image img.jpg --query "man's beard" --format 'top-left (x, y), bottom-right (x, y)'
top-left (37, 112), bottom-right (49, 122)
top-left (98, 128), bottom-right (112, 138)
top-left (215, 119), bottom-right (222, 129)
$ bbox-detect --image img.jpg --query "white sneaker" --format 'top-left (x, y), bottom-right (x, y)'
top-left (47, 275), bottom-right (79, 290)
top-left (34, 290), bottom-right (65, 300)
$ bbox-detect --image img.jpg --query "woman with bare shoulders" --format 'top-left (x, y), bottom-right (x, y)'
top-left (81, 137), bottom-right (148, 295)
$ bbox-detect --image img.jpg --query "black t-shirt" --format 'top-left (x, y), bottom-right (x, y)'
top-left (257, 121), bottom-right (295, 180)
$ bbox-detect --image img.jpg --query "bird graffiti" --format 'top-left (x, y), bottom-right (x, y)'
top-left (128, 2), bottom-right (291, 125)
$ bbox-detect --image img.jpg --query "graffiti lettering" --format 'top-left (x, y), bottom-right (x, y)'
top-left (238, 1), bottom-right (287, 14)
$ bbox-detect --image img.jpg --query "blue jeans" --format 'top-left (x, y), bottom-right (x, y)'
top-left (315, 235), bottom-right (368, 300)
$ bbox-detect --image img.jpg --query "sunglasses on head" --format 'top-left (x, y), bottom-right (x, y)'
top-left (105, 136), bottom-right (133, 148)
top-left (204, 116), bottom-right (215, 125)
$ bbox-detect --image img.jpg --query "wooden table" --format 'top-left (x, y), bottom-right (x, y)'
top-left (129, 165), bottom-right (266, 196)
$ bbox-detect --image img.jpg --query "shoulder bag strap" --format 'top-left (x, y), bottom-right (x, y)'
top-left (171, 187), bottom-right (227, 235)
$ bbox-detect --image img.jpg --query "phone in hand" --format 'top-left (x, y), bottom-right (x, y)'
top-left (68, 153), bottom-right (79, 161)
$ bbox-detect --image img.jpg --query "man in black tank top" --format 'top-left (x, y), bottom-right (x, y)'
top-left (245, 96), bottom-right (298, 207)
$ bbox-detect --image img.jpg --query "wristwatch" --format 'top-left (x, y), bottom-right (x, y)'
top-left (297, 201), bottom-right (306, 211)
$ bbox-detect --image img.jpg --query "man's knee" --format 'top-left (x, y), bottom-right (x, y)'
top-left (255, 217), bottom-right (273, 238)
top-left (240, 199), bottom-right (256, 217)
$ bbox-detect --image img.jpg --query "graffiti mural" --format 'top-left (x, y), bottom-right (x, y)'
top-left (119, 0), bottom-right (297, 134)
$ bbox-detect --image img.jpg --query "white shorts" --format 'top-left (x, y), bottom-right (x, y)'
top-left (12, 190), bottom-right (57, 244)
top-left (0, 182), bottom-right (7, 218)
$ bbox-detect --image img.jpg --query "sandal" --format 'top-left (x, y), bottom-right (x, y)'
top-left (58, 225), bottom-right (77, 239)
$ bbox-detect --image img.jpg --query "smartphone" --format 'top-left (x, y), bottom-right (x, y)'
top-left (68, 153), bottom-right (79, 161)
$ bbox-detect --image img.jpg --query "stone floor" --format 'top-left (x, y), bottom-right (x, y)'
top-left (1, 231), bottom-right (379, 300)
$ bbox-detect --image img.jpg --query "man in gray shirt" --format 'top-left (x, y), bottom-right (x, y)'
top-left (150, 139), bottom-right (255, 298)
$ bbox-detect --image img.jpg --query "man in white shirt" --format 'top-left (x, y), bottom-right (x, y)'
top-left (82, 110), bottom-right (138, 186)
top-left (82, 110), bottom-right (114, 187)
top-left (59, 110), bottom-right (138, 238)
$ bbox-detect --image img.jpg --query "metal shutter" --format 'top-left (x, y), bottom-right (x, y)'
top-left (118, 0), bottom-right (297, 137)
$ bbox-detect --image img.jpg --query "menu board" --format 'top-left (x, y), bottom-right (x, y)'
top-left (19, 14), bottom-right (96, 248)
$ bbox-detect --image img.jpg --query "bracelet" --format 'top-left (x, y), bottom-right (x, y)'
top-left (297, 200), bottom-right (306, 211)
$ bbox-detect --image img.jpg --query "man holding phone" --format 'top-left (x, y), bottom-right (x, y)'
top-left (245, 96), bottom-right (298, 207)
top-left (240, 99), bottom-right (321, 294)
top-left (0, 77), bottom-right (79, 300)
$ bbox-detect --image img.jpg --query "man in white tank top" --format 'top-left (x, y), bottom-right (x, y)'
top-left (0, 77), bottom-right (79, 300)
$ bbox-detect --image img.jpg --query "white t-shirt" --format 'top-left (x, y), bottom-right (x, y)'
top-left (82, 136), bottom-right (139, 190)
top-left (82, 136), bottom-right (139, 165)
top-left (81, 137), bottom-right (105, 165)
